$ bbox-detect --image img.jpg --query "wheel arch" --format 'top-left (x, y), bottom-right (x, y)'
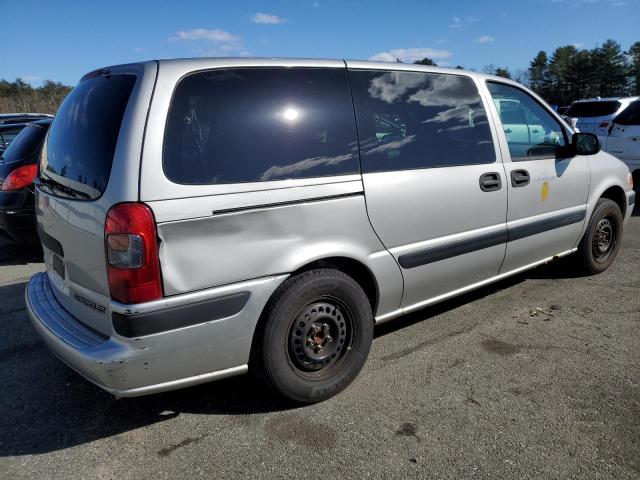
top-left (599, 184), bottom-right (627, 218)
top-left (289, 256), bottom-right (380, 314)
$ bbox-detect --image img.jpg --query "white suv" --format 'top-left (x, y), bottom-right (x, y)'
top-left (604, 99), bottom-right (640, 179)
top-left (564, 96), bottom-right (639, 137)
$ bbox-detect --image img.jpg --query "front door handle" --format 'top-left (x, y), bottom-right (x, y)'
top-left (511, 169), bottom-right (530, 187)
top-left (479, 172), bottom-right (502, 192)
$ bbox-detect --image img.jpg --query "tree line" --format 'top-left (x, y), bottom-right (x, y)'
top-left (0, 79), bottom-right (72, 114)
top-left (417, 39), bottom-right (640, 107)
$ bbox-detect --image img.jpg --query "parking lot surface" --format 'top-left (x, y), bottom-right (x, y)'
top-left (1, 204), bottom-right (638, 479)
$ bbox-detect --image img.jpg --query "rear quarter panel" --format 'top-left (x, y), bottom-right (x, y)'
top-left (151, 192), bottom-right (404, 318)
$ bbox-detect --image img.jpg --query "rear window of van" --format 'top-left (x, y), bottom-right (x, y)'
top-left (41, 73), bottom-right (136, 199)
top-left (564, 101), bottom-right (621, 118)
top-left (163, 67), bottom-right (359, 185)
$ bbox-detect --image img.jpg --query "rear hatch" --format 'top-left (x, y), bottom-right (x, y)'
top-left (565, 100), bottom-right (621, 135)
top-left (36, 68), bottom-right (143, 336)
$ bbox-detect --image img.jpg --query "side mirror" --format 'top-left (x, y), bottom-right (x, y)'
top-left (572, 132), bottom-right (600, 155)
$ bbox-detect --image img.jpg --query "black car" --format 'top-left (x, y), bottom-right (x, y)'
top-left (0, 118), bottom-right (51, 245)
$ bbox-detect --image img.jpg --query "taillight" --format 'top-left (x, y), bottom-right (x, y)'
top-left (0, 165), bottom-right (37, 191)
top-left (599, 121), bottom-right (609, 129)
top-left (105, 203), bottom-right (162, 304)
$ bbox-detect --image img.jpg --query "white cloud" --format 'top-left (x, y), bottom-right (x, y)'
top-left (449, 16), bottom-right (478, 28)
top-left (369, 47), bottom-right (452, 64)
top-left (170, 28), bottom-right (244, 55)
top-left (21, 75), bottom-right (41, 83)
top-left (475, 35), bottom-right (495, 44)
top-left (436, 39), bottom-right (447, 45)
top-left (133, 46), bottom-right (145, 53)
top-left (252, 12), bottom-right (286, 24)
top-left (572, 42), bottom-right (584, 48)
top-left (171, 28), bottom-right (240, 43)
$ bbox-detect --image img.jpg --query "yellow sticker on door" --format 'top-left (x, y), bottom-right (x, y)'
top-left (541, 181), bottom-right (549, 202)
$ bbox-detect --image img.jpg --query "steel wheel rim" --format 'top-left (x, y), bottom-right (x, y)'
top-left (592, 217), bottom-right (616, 262)
top-left (287, 296), bottom-right (354, 377)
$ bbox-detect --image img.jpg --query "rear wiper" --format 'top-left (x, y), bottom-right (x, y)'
top-left (34, 176), bottom-right (92, 199)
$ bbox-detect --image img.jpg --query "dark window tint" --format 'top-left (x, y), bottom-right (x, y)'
top-left (349, 70), bottom-right (495, 173)
top-left (564, 101), bottom-right (621, 118)
top-left (164, 68), bottom-right (359, 184)
top-left (0, 126), bottom-right (25, 152)
top-left (488, 82), bottom-right (566, 159)
top-left (613, 100), bottom-right (640, 125)
top-left (1, 124), bottom-right (48, 163)
top-left (41, 74), bottom-right (136, 199)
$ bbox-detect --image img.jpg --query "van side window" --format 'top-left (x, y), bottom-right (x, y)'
top-left (163, 68), bottom-right (359, 185)
top-left (487, 81), bottom-right (566, 160)
top-left (349, 70), bottom-right (495, 173)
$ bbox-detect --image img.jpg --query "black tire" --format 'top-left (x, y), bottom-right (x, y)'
top-left (251, 268), bottom-right (373, 404)
top-left (576, 198), bottom-right (623, 275)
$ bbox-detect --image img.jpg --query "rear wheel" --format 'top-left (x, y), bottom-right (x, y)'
top-left (251, 269), bottom-right (373, 404)
top-left (576, 198), bottom-right (623, 275)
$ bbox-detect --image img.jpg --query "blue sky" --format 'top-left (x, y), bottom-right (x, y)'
top-left (2, 0), bottom-right (639, 86)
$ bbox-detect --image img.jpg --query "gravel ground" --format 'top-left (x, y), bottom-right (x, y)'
top-left (0, 204), bottom-right (638, 480)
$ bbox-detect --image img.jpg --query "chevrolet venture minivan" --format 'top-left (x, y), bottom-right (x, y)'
top-left (26, 59), bottom-right (635, 403)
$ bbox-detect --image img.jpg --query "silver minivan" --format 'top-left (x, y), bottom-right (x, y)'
top-left (26, 58), bottom-right (635, 404)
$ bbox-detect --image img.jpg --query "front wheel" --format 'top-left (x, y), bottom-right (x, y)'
top-left (576, 198), bottom-right (623, 275)
top-left (251, 269), bottom-right (373, 404)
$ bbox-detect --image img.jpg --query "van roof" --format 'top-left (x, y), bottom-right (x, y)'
top-left (94, 57), bottom-right (516, 84)
top-left (156, 56), bottom-right (502, 79)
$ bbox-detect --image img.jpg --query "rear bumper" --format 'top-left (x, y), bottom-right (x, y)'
top-left (25, 271), bottom-right (287, 397)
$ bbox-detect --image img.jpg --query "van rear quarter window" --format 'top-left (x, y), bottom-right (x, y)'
top-left (613, 100), bottom-right (640, 125)
top-left (41, 74), bottom-right (136, 199)
top-left (163, 67), bottom-right (359, 185)
top-left (349, 70), bottom-right (495, 173)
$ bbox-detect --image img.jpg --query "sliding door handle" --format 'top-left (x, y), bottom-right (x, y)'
top-left (479, 172), bottom-right (502, 192)
top-left (511, 169), bottom-right (530, 187)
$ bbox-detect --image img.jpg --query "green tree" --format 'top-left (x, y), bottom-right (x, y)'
top-left (494, 67), bottom-right (511, 79)
top-left (528, 51), bottom-right (551, 98)
top-left (626, 41), bottom-right (640, 95)
top-left (591, 39), bottom-right (627, 97)
top-left (413, 58), bottom-right (437, 66)
top-left (548, 45), bottom-right (578, 105)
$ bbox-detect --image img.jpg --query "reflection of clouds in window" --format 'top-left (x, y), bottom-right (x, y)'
top-left (407, 74), bottom-right (480, 108)
top-left (423, 106), bottom-right (471, 125)
top-left (368, 72), bottom-right (426, 103)
top-left (363, 135), bottom-right (416, 156)
top-left (260, 153), bottom-right (354, 181)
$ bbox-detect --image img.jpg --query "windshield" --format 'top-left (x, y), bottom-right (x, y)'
top-left (564, 101), bottom-right (621, 118)
top-left (1, 124), bottom-right (48, 163)
top-left (613, 101), bottom-right (640, 126)
top-left (40, 73), bottom-right (136, 200)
